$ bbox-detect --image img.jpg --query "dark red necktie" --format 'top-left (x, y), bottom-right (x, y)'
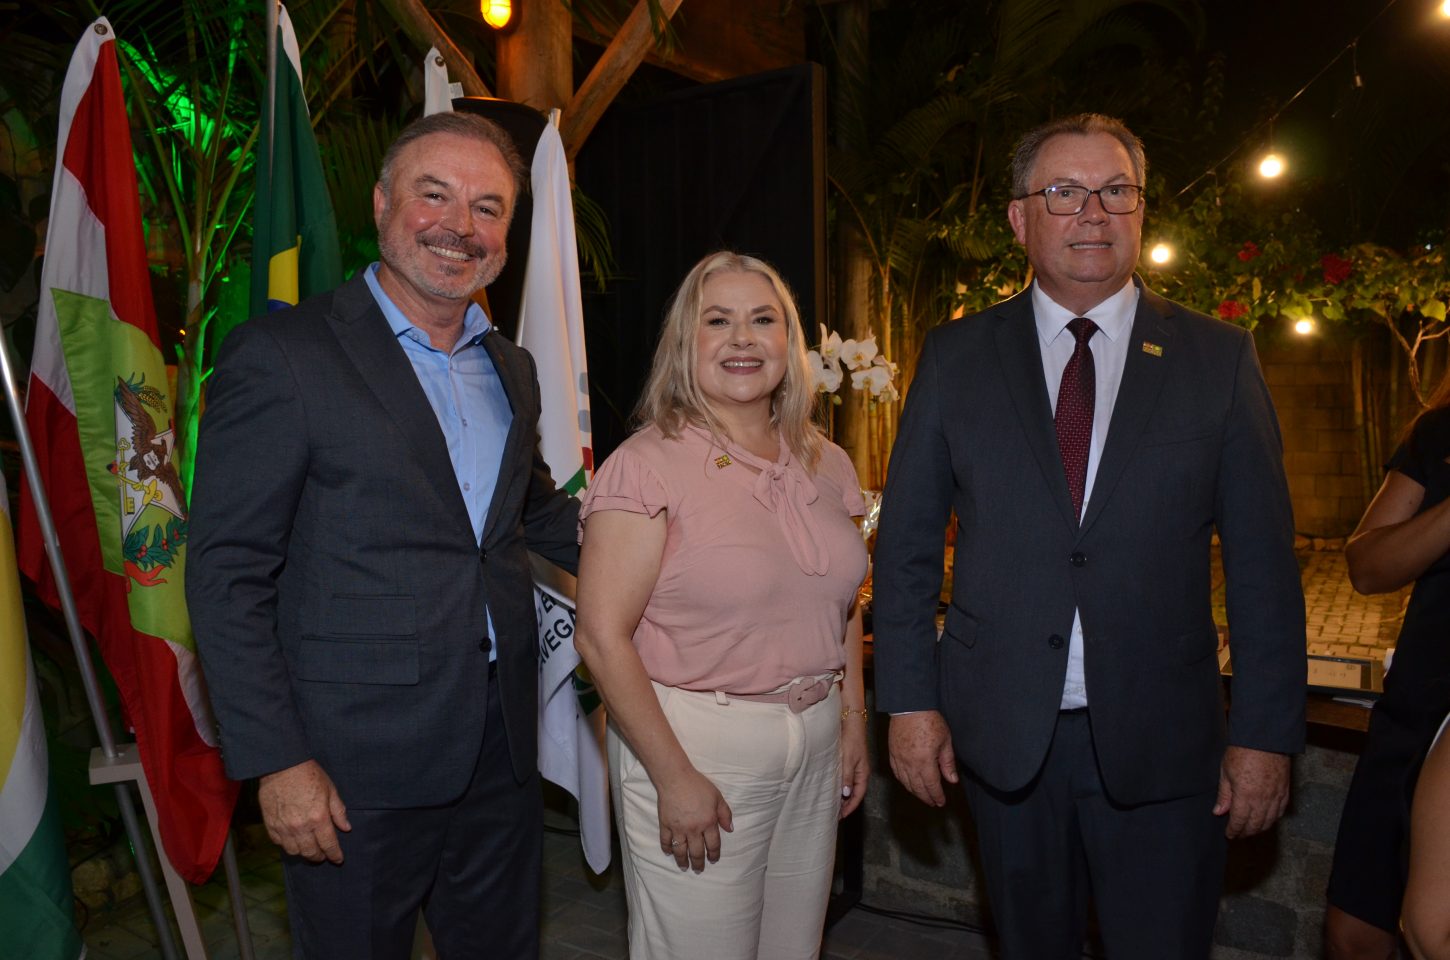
top-left (1055, 317), bottom-right (1098, 521)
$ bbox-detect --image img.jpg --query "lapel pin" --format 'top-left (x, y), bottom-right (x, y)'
top-left (1141, 341), bottom-right (1163, 357)
top-left (714, 454), bottom-right (733, 469)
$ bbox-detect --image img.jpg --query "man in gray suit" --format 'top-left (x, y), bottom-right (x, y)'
top-left (187, 112), bottom-right (579, 959)
top-left (872, 113), bottom-right (1305, 958)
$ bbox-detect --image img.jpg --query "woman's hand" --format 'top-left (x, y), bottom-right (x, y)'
top-left (839, 712), bottom-right (870, 819)
top-left (657, 768), bottom-right (734, 872)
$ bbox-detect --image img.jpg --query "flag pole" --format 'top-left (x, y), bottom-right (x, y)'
top-left (0, 336), bottom-right (183, 960)
top-left (265, 0), bottom-right (278, 173)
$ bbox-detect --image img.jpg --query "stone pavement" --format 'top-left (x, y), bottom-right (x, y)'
top-left (80, 809), bottom-right (999, 960)
top-left (79, 543), bottom-right (1409, 960)
top-left (1297, 542), bottom-right (1409, 660)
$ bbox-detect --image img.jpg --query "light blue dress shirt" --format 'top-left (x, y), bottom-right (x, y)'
top-left (364, 263), bottom-right (513, 659)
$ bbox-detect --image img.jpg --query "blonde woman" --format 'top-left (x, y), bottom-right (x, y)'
top-left (574, 251), bottom-right (870, 960)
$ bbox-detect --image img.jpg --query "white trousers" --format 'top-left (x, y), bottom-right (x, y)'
top-left (609, 681), bottom-right (842, 960)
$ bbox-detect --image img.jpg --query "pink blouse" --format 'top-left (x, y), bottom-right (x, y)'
top-left (579, 424), bottom-right (868, 694)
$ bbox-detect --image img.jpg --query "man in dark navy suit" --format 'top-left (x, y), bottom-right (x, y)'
top-left (188, 112), bottom-right (579, 959)
top-left (872, 113), bottom-right (1306, 959)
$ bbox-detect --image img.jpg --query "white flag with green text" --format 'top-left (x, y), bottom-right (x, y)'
top-left (520, 121), bottom-right (609, 873)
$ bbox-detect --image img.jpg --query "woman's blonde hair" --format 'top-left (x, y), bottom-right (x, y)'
top-left (635, 250), bottom-right (824, 469)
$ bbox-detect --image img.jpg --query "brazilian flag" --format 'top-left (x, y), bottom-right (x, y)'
top-left (248, 3), bottom-right (341, 320)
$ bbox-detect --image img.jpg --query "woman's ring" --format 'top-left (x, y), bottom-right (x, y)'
top-left (670, 839), bottom-right (683, 847)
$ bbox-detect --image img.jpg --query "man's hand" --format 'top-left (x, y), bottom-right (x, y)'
top-left (887, 711), bottom-right (959, 807)
top-left (259, 759), bottom-right (351, 863)
top-left (1213, 745), bottom-right (1290, 839)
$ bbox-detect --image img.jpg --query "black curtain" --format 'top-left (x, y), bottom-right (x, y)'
top-left (576, 64), bottom-right (826, 462)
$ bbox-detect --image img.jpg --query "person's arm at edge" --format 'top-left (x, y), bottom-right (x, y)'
top-left (573, 508), bottom-right (732, 873)
top-left (1404, 725), bottom-right (1450, 960)
top-left (1345, 469), bottom-right (1444, 595)
top-left (1211, 328), bottom-right (1304, 838)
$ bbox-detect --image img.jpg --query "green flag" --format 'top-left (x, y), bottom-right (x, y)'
top-left (248, 2), bottom-right (341, 321)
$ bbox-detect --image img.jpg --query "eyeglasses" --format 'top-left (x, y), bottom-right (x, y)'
top-left (1014, 183), bottom-right (1144, 216)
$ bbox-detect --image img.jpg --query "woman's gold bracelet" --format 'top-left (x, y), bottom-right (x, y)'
top-left (841, 708), bottom-right (869, 722)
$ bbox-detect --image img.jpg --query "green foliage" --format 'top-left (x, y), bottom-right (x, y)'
top-left (1139, 176), bottom-right (1450, 403)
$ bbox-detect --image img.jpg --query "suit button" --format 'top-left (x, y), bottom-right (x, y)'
top-left (1048, 634), bottom-right (1065, 649)
top-left (480, 549), bottom-right (488, 563)
top-left (1069, 551), bottom-right (1086, 567)
top-left (479, 635), bottom-right (492, 653)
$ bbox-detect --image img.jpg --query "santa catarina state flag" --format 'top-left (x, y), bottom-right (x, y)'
top-left (18, 17), bottom-right (237, 885)
top-left (0, 470), bottom-right (83, 958)
top-left (248, 2), bottom-right (341, 320)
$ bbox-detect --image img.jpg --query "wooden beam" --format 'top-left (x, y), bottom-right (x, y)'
top-left (572, 0), bottom-right (805, 86)
top-left (376, 0), bottom-right (493, 99)
top-left (560, 0), bottom-right (685, 161)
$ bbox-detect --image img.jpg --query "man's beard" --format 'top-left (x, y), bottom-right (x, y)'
top-left (378, 230), bottom-right (507, 300)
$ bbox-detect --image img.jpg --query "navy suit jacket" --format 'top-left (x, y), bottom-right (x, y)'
top-left (187, 274), bottom-right (579, 806)
top-left (872, 280), bottom-right (1305, 804)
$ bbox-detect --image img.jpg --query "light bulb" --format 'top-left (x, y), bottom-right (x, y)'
top-left (1258, 153), bottom-right (1285, 179)
top-left (481, 0), bottom-right (512, 29)
top-left (1293, 318), bottom-right (1315, 336)
top-left (1149, 243), bottom-right (1173, 265)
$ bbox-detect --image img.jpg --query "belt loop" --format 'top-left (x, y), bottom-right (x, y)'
top-left (714, 691), bottom-right (730, 706)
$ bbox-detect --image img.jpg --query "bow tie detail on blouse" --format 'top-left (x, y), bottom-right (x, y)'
top-left (689, 426), bottom-right (830, 576)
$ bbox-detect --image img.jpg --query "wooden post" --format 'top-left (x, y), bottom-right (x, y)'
top-left (497, 0), bottom-right (572, 111)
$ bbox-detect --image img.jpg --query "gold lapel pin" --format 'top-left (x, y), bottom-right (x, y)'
top-left (714, 454), bottom-right (733, 469)
top-left (1141, 341), bottom-right (1163, 357)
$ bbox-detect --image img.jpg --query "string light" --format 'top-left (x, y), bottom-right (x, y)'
top-left (1294, 318), bottom-right (1316, 335)
top-left (1149, 243), bottom-right (1174, 264)
top-left (1174, 0), bottom-right (1407, 200)
top-left (481, 0), bottom-right (512, 29)
top-left (1258, 152), bottom-right (1286, 179)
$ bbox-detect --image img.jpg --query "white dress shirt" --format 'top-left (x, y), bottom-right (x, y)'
top-left (1032, 279), bottom-right (1139, 709)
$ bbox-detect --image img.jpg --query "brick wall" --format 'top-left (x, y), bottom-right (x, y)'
top-left (1255, 335), bottom-right (1366, 538)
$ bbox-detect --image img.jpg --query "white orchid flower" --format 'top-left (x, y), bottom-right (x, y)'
top-left (852, 364), bottom-right (896, 398)
top-left (807, 349), bottom-right (844, 393)
top-left (841, 335), bottom-right (879, 371)
top-left (846, 366), bottom-right (893, 400)
top-left (817, 325), bottom-right (844, 365)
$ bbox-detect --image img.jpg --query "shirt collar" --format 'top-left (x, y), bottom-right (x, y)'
top-left (1031, 277), bottom-right (1139, 347)
top-left (363, 262), bottom-right (492, 349)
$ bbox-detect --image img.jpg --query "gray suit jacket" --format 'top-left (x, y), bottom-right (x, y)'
top-left (187, 274), bottom-right (579, 807)
top-left (872, 281), bottom-right (1305, 805)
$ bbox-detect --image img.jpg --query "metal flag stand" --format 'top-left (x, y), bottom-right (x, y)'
top-left (0, 335), bottom-right (255, 960)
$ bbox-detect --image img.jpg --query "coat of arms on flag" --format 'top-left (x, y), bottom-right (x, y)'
top-left (112, 374), bottom-right (188, 588)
